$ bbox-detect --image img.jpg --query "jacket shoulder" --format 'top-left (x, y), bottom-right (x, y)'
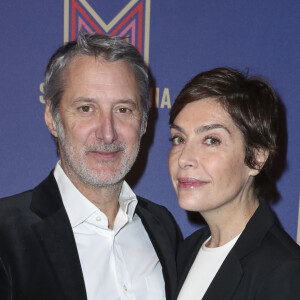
top-left (246, 224), bottom-right (300, 298)
top-left (263, 223), bottom-right (300, 259)
top-left (137, 196), bottom-right (174, 217)
top-left (136, 195), bottom-right (183, 242)
top-left (0, 190), bottom-right (34, 212)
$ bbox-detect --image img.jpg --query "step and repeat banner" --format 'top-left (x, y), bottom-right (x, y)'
top-left (0, 0), bottom-right (299, 242)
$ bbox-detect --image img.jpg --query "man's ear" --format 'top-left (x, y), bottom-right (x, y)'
top-left (141, 120), bottom-right (147, 136)
top-left (44, 101), bottom-right (58, 137)
top-left (249, 148), bottom-right (269, 176)
top-left (142, 121), bottom-right (147, 135)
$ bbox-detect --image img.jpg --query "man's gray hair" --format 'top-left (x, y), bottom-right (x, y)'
top-left (44, 32), bottom-right (150, 124)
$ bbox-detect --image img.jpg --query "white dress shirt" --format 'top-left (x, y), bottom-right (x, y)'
top-left (54, 162), bottom-right (165, 300)
top-left (178, 234), bottom-right (240, 300)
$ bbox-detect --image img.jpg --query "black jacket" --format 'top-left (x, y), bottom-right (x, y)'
top-left (177, 199), bottom-right (300, 299)
top-left (0, 172), bottom-right (182, 300)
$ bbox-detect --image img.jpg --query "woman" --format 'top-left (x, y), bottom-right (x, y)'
top-left (169, 68), bottom-right (300, 299)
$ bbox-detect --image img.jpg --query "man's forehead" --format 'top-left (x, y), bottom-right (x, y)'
top-left (61, 55), bottom-right (142, 108)
top-left (66, 54), bottom-right (132, 73)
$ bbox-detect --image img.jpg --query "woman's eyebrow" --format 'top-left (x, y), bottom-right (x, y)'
top-left (170, 123), bottom-right (231, 135)
top-left (196, 124), bottom-right (231, 135)
top-left (170, 124), bottom-right (186, 134)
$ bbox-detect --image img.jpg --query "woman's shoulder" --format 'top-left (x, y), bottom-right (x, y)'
top-left (238, 218), bottom-right (300, 283)
top-left (248, 198), bottom-right (300, 260)
top-left (264, 222), bottom-right (300, 259)
top-left (245, 224), bottom-right (300, 298)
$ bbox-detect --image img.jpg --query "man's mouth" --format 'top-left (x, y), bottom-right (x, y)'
top-left (88, 150), bottom-right (122, 159)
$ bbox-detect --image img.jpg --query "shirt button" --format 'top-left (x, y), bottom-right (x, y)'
top-left (96, 216), bottom-right (101, 221)
top-left (123, 284), bottom-right (127, 292)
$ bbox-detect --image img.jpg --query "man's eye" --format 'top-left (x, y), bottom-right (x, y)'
top-left (169, 136), bottom-right (185, 145)
top-left (205, 137), bottom-right (220, 146)
top-left (79, 105), bottom-right (93, 113)
top-left (118, 107), bottom-right (132, 113)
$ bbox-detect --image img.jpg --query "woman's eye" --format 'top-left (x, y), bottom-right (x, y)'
top-left (169, 136), bottom-right (185, 145)
top-left (205, 137), bottom-right (220, 146)
top-left (79, 105), bottom-right (93, 113)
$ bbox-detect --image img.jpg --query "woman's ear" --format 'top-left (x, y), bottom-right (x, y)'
top-left (44, 101), bottom-right (58, 137)
top-left (249, 148), bottom-right (269, 176)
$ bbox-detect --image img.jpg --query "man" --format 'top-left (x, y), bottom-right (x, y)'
top-left (0, 33), bottom-right (182, 300)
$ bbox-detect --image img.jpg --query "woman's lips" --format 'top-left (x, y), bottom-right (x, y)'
top-left (178, 178), bottom-right (208, 189)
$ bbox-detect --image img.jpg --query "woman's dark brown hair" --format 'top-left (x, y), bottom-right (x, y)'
top-left (169, 67), bottom-right (279, 196)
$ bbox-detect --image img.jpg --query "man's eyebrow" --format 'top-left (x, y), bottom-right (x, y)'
top-left (170, 123), bottom-right (231, 135)
top-left (116, 99), bottom-right (138, 108)
top-left (73, 97), bottom-right (97, 104)
top-left (72, 98), bottom-right (138, 108)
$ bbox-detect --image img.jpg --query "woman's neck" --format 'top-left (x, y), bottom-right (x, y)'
top-left (203, 194), bottom-right (259, 248)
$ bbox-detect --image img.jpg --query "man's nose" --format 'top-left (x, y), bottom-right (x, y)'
top-left (95, 112), bottom-right (117, 144)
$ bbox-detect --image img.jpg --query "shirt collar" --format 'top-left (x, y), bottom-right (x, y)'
top-left (53, 161), bottom-right (138, 228)
top-left (119, 180), bottom-right (138, 221)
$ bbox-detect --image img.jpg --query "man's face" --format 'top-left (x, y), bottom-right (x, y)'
top-left (45, 55), bottom-right (145, 188)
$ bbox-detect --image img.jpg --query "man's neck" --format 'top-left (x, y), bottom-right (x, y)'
top-left (68, 175), bottom-right (123, 229)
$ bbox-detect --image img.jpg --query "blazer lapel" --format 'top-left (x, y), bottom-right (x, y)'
top-left (30, 173), bottom-right (87, 300)
top-left (177, 230), bottom-right (209, 295)
top-left (203, 199), bottom-right (275, 300)
top-left (177, 226), bottom-right (243, 300)
top-left (203, 249), bottom-right (243, 300)
top-left (135, 199), bottom-right (177, 300)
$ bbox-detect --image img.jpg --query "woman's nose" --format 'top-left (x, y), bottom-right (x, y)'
top-left (178, 143), bottom-right (198, 169)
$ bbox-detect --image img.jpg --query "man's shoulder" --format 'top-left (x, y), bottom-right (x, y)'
top-left (0, 171), bottom-right (55, 205)
top-left (0, 172), bottom-right (55, 222)
top-left (136, 195), bottom-right (175, 220)
top-left (136, 195), bottom-right (182, 233)
top-left (137, 195), bottom-right (167, 209)
top-left (0, 189), bottom-right (34, 210)
top-left (0, 190), bottom-right (37, 238)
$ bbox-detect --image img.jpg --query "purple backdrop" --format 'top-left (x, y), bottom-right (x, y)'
top-left (0, 0), bottom-right (299, 240)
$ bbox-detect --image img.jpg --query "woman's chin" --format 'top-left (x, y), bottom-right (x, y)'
top-left (178, 197), bottom-right (203, 212)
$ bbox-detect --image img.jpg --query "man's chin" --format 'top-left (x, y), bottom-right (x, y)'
top-left (77, 169), bottom-right (126, 187)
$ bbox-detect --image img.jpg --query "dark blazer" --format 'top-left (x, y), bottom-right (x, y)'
top-left (177, 199), bottom-right (300, 300)
top-left (0, 172), bottom-right (182, 300)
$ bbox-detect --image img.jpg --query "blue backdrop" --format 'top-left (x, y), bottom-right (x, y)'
top-left (0, 0), bottom-right (299, 241)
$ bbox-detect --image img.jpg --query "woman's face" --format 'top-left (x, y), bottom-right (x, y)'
top-left (169, 98), bottom-right (257, 215)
